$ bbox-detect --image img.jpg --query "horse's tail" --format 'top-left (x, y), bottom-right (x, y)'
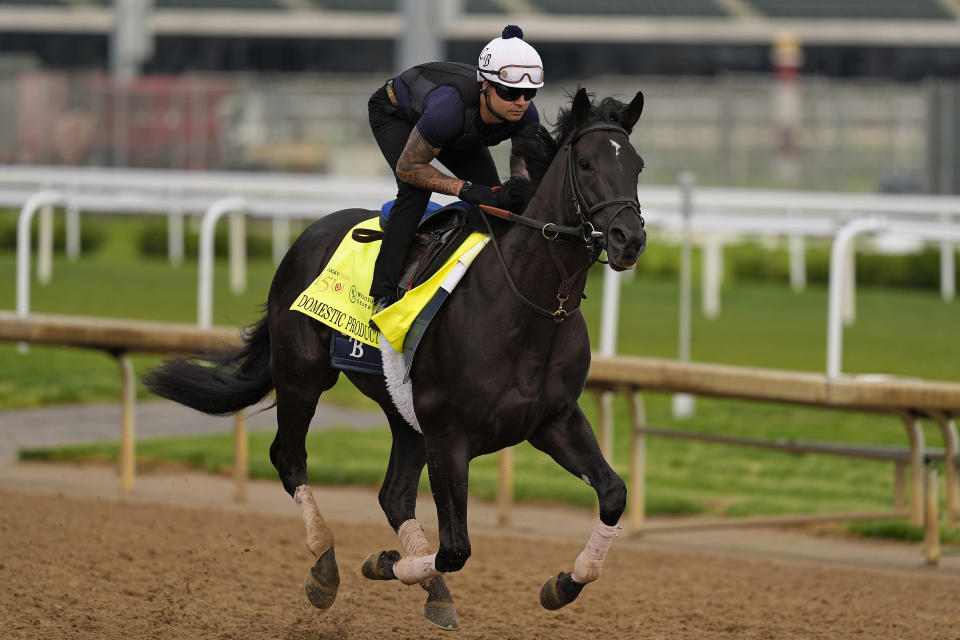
top-left (144, 314), bottom-right (274, 415)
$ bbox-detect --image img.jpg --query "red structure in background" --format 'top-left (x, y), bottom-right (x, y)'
top-left (12, 72), bottom-right (235, 169)
top-left (771, 31), bottom-right (803, 184)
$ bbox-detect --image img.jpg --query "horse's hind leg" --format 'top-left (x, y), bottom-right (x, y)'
top-left (528, 407), bottom-right (626, 610)
top-left (360, 411), bottom-right (459, 630)
top-left (269, 318), bottom-right (342, 610)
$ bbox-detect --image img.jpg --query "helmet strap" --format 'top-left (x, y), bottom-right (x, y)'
top-left (482, 85), bottom-right (508, 123)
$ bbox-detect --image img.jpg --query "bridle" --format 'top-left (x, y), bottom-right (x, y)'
top-left (478, 122), bottom-right (645, 323)
top-left (564, 123), bottom-right (645, 260)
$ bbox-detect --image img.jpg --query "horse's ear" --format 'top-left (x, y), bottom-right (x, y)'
top-left (620, 91), bottom-right (644, 133)
top-left (572, 88), bottom-right (591, 128)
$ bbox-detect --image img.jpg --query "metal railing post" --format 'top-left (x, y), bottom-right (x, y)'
top-left (826, 217), bottom-right (887, 377)
top-left (828, 217), bottom-right (960, 377)
top-left (37, 203), bottom-right (54, 285)
top-left (702, 234), bottom-right (722, 319)
top-left (234, 410), bottom-right (248, 503)
top-left (673, 171), bottom-right (695, 417)
top-left (198, 196), bottom-right (248, 328)
top-left (628, 390), bottom-right (647, 535)
top-left (788, 210), bottom-right (806, 292)
top-left (168, 205), bottom-right (185, 266)
top-left (118, 353), bottom-right (136, 492)
top-left (65, 192), bottom-right (81, 261)
top-left (497, 448), bottom-right (513, 526)
top-left (598, 266), bottom-right (621, 462)
top-left (901, 413), bottom-right (926, 527)
top-left (932, 412), bottom-right (960, 524)
top-left (16, 191), bottom-right (65, 322)
top-left (924, 467), bottom-right (940, 566)
top-left (940, 212), bottom-right (955, 302)
top-left (272, 216), bottom-right (291, 264)
top-left (229, 209), bottom-right (246, 294)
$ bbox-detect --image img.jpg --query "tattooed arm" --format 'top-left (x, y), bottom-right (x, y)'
top-left (395, 128), bottom-right (464, 196)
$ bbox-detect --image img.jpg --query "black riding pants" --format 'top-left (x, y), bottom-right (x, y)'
top-left (367, 86), bottom-right (500, 299)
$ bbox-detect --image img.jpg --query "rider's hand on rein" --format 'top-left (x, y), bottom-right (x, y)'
top-left (458, 181), bottom-right (499, 207)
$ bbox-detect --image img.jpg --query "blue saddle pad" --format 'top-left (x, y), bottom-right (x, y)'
top-left (330, 331), bottom-right (383, 375)
top-left (380, 200), bottom-right (471, 226)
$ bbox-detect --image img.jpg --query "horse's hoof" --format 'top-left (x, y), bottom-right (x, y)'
top-left (539, 571), bottom-right (585, 611)
top-left (361, 550), bottom-right (401, 580)
top-left (304, 547), bottom-right (340, 610)
top-left (423, 576), bottom-right (459, 631)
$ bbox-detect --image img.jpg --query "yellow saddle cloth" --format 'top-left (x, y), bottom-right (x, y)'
top-left (291, 217), bottom-right (489, 351)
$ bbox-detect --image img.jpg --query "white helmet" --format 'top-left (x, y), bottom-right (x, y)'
top-left (477, 25), bottom-right (544, 89)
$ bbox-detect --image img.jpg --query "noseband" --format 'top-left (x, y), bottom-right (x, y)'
top-left (564, 123), bottom-right (645, 257)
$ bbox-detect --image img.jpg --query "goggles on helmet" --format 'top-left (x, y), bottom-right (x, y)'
top-left (490, 83), bottom-right (537, 102)
top-left (478, 64), bottom-right (544, 86)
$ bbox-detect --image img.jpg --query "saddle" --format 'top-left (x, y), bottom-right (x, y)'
top-left (353, 201), bottom-right (485, 299)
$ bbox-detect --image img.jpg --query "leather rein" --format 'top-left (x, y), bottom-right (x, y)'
top-left (478, 123), bottom-right (645, 323)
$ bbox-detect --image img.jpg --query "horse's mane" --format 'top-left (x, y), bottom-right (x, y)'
top-left (512, 90), bottom-right (632, 189)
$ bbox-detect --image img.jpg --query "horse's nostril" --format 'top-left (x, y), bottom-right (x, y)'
top-left (610, 228), bottom-right (626, 245)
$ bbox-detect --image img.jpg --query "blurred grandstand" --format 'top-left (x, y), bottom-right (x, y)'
top-left (0, 0), bottom-right (957, 192)
top-left (1, 0), bottom-right (959, 76)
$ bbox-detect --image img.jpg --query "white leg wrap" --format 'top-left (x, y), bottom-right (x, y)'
top-left (398, 519), bottom-right (431, 557)
top-left (295, 484), bottom-right (334, 559)
top-left (391, 553), bottom-right (441, 585)
top-left (571, 519), bottom-right (618, 584)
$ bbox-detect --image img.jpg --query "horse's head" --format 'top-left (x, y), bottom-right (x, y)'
top-left (564, 88), bottom-right (646, 271)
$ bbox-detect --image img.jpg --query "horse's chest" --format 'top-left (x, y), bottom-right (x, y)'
top-left (418, 330), bottom-right (588, 422)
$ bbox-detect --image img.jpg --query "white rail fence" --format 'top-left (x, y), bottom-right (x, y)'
top-left (6, 166), bottom-right (959, 377)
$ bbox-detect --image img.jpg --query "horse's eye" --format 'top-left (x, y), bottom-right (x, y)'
top-left (578, 160), bottom-right (592, 170)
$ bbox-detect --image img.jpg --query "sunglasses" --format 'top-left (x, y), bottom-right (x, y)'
top-left (490, 83), bottom-right (537, 102)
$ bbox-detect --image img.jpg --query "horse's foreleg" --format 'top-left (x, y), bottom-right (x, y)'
top-left (394, 520), bottom-right (457, 615)
top-left (360, 414), bottom-right (459, 630)
top-left (424, 434), bottom-right (472, 575)
top-left (372, 433), bottom-right (471, 579)
top-left (529, 407), bottom-right (626, 610)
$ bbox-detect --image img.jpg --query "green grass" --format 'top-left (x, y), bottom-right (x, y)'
top-left (22, 429), bottom-right (636, 512)
top-left (847, 519), bottom-right (960, 546)
top-left (4, 214), bottom-right (960, 542)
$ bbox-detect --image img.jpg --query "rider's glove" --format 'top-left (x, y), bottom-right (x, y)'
top-left (458, 181), bottom-right (498, 208)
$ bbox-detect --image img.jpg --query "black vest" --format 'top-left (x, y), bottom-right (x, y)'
top-left (397, 61), bottom-right (525, 150)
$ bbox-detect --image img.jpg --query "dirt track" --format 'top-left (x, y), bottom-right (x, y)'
top-left (2, 468), bottom-right (960, 639)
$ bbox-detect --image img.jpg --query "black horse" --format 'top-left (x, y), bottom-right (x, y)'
top-left (145, 87), bottom-right (646, 630)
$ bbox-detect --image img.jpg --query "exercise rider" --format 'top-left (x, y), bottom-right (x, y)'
top-left (366, 24), bottom-right (544, 316)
